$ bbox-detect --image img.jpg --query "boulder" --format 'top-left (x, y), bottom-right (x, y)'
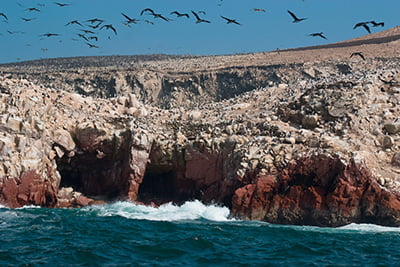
top-left (53, 129), bottom-right (75, 151)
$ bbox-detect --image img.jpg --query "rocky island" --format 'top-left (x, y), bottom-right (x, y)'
top-left (0, 27), bottom-right (400, 227)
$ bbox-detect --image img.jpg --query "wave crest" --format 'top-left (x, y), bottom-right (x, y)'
top-left (84, 200), bottom-right (233, 222)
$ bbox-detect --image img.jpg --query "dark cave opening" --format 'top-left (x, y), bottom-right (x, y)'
top-left (138, 164), bottom-right (198, 206)
top-left (56, 152), bottom-right (129, 201)
top-left (138, 167), bottom-right (176, 205)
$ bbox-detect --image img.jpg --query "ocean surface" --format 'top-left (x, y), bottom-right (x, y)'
top-left (1, 200), bottom-right (400, 266)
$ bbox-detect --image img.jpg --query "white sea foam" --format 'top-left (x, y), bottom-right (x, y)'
top-left (15, 205), bottom-right (41, 209)
top-left (339, 223), bottom-right (400, 233)
top-left (85, 200), bottom-right (233, 222)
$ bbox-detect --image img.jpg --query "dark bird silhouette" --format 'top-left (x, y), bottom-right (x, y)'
top-left (350, 52), bottom-right (365, 60)
top-left (65, 20), bottom-right (82, 26)
top-left (88, 36), bottom-right (98, 41)
top-left (251, 8), bottom-right (266, 12)
top-left (353, 22), bottom-right (371, 33)
top-left (369, 21), bottom-right (384, 27)
top-left (85, 42), bottom-right (99, 48)
top-left (140, 8), bottom-right (155, 16)
top-left (21, 17), bottom-right (36, 22)
top-left (26, 7), bottom-right (41, 12)
top-left (54, 2), bottom-right (70, 7)
top-left (86, 18), bottom-right (104, 24)
top-left (287, 10), bottom-right (306, 23)
top-left (191, 11), bottom-right (210, 23)
top-left (87, 22), bottom-right (102, 29)
top-left (309, 32), bottom-right (327, 39)
top-left (100, 24), bottom-right (117, 35)
top-left (171, 11), bottom-right (189, 18)
top-left (80, 29), bottom-right (94, 34)
top-left (122, 13), bottom-right (140, 24)
top-left (77, 33), bottom-right (89, 41)
top-left (0, 13), bottom-right (8, 21)
top-left (140, 8), bottom-right (169, 21)
top-left (40, 33), bottom-right (60, 37)
top-left (221, 16), bottom-right (241, 25)
top-left (150, 13), bottom-right (170, 21)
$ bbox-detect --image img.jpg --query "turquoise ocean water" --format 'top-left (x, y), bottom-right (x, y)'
top-left (1, 200), bottom-right (400, 266)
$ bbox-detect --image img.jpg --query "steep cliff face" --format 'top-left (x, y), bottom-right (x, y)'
top-left (1, 34), bottom-right (400, 226)
top-left (232, 155), bottom-right (400, 227)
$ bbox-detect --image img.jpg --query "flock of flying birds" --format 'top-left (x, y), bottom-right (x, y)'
top-left (0, 2), bottom-right (386, 60)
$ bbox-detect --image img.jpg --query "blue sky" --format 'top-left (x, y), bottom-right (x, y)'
top-left (0, 0), bottom-right (398, 63)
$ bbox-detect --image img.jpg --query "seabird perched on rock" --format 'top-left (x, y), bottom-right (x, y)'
top-left (191, 11), bottom-right (210, 23)
top-left (350, 52), bottom-right (365, 60)
top-left (287, 10), bottom-right (306, 23)
top-left (309, 32), bottom-right (327, 39)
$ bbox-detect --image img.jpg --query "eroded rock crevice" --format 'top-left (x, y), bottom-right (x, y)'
top-left (55, 126), bottom-right (136, 207)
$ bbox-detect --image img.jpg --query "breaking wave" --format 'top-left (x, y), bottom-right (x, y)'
top-left (83, 200), bottom-right (233, 222)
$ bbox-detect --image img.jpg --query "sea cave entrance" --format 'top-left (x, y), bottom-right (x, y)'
top-left (138, 164), bottom-right (196, 206)
top-left (56, 149), bottom-right (130, 201)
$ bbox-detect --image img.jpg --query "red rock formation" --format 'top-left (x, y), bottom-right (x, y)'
top-left (0, 171), bottom-right (57, 208)
top-left (232, 155), bottom-right (400, 227)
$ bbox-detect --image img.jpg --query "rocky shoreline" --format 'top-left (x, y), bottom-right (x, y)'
top-left (1, 28), bottom-right (400, 227)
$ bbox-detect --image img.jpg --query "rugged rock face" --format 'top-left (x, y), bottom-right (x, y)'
top-left (232, 155), bottom-right (400, 227)
top-left (1, 27), bottom-right (400, 226)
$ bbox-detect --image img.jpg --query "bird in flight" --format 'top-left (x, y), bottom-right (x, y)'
top-left (26, 7), bottom-right (41, 12)
top-left (309, 32), bottom-right (327, 39)
top-left (87, 22), bottom-right (102, 29)
top-left (88, 36), bottom-right (98, 42)
top-left (54, 2), bottom-right (70, 7)
top-left (100, 24), bottom-right (117, 35)
top-left (21, 17), bottom-right (36, 22)
top-left (140, 8), bottom-right (155, 16)
top-left (40, 33), bottom-right (60, 37)
top-left (350, 52), bottom-right (365, 60)
top-left (287, 10), bottom-right (306, 23)
top-left (353, 22), bottom-right (371, 33)
top-left (191, 11), bottom-right (210, 23)
top-left (170, 11), bottom-right (190, 18)
top-left (86, 18), bottom-right (104, 24)
top-left (85, 42), bottom-right (99, 48)
top-left (251, 8), bottom-right (266, 12)
top-left (80, 29), bottom-right (95, 34)
top-left (220, 16), bottom-right (241, 25)
top-left (122, 13), bottom-right (140, 25)
top-left (65, 20), bottom-right (82, 26)
top-left (77, 33), bottom-right (89, 41)
top-left (0, 13), bottom-right (8, 21)
top-left (369, 21), bottom-right (384, 27)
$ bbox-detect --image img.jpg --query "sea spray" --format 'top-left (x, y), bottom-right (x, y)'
top-left (83, 200), bottom-right (232, 222)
